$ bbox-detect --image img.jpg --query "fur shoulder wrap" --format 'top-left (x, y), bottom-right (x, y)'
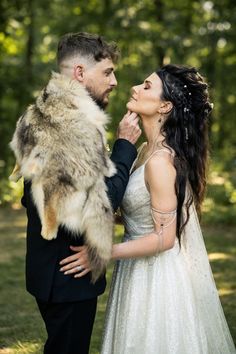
top-left (10, 72), bottom-right (117, 282)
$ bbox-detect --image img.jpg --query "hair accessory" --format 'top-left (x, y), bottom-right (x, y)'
top-left (185, 127), bottom-right (189, 140)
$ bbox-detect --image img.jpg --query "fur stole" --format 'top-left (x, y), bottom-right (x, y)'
top-left (10, 72), bottom-right (116, 282)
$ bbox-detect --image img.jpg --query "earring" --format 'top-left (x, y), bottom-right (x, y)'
top-left (158, 118), bottom-right (162, 123)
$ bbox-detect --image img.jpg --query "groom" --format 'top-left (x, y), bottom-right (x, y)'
top-left (21, 32), bottom-right (141, 354)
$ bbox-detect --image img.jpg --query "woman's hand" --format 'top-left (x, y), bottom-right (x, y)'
top-left (59, 245), bottom-right (91, 278)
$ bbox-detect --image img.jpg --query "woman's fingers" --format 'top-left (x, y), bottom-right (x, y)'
top-left (59, 245), bottom-right (91, 276)
top-left (74, 268), bottom-right (91, 278)
top-left (60, 258), bottom-right (83, 272)
top-left (59, 245), bottom-right (86, 266)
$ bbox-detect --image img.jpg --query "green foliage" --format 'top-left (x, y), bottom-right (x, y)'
top-left (0, 0), bottom-right (236, 219)
top-left (201, 157), bottom-right (236, 224)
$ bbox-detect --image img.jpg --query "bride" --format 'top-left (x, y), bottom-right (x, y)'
top-left (101, 64), bottom-right (236, 353)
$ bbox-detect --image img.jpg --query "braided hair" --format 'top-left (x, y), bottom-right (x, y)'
top-left (156, 64), bottom-right (213, 242)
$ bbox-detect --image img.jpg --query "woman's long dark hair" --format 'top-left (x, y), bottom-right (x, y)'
top-left (156, 64), bottom-right (212, 242)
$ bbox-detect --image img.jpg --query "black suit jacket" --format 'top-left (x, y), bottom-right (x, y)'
top-left (22, 139), bottom-right (137, 303)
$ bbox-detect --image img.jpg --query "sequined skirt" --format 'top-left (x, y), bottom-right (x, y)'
top-left (101, 239), bottom-right (236, 354)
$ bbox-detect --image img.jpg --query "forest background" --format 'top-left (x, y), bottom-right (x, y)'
top-left (0, 0), bottom-right (236, 221)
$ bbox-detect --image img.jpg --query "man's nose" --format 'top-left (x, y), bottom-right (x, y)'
top-left (110, 72), bottom-right (117, 87)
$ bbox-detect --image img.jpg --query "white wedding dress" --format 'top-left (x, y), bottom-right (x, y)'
top-left (101, 151), bottom-right (236, 354)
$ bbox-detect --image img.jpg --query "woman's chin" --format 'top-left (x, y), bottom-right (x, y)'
top-left (126, 101), bottom-right (137, 112)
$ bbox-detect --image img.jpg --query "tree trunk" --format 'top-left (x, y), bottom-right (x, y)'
top-left (153, 0), bottom-right (165, 67)
top-left (25, 0), bottom-right (35, 86)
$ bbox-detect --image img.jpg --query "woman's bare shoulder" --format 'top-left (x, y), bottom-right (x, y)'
top-left (145, 150), bottom-right (176, 187)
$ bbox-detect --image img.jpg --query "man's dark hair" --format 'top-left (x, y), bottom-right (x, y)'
top-left (57, 32), bottom-right (119, 66)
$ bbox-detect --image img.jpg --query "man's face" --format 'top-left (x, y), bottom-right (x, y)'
top-left (82, 58), bottom-right (117, 109)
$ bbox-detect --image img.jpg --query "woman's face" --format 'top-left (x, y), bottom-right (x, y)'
top-left (127, 72), bottom-right (164, 116)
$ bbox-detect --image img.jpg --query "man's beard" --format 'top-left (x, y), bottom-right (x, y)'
top-left (86, 87), bottom-right (109, 110)
top-left (92, 95), bottom-right (108, 110)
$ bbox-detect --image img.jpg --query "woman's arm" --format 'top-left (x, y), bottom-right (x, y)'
top-left (112, 154), bottom-right (177, 260)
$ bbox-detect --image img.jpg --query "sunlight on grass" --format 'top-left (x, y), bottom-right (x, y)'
top-left (219, 289), bottom-right (235, 296)
top-left (13, 341), bottom-right (41, 354)
top-left (16, 232), bottom-right (26, 239)
top-left (0, 348), bottom-right (14, 354)
top-left (208, 252), bottom-right (234, 261)
top-left (0, 341), bottom-right (43, 354)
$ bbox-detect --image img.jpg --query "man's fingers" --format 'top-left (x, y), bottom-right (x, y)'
top-left (132, 117), bottom-right (140, 127)
top-left (129, 119), bottom-right (141, 132)
top-left (125, 112), bottom-right (138, 122)
top-left (123, 116), bottom-right (140, 129)
top-left (122, 110), bottom-right (138, 121)
top-left (129, 112), bottom-right (139, 121)
top-left (123, 111), bottom-right (130, 119)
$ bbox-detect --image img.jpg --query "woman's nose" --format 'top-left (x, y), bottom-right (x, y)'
top-left (131, 85), bottom-right (138, 95)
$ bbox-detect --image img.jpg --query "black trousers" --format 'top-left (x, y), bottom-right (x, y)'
top-left (36, 297), bottom-right (98, 354)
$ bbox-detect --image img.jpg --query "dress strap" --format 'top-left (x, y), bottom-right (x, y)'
top-left (144, 148), bottom-right (174, 165)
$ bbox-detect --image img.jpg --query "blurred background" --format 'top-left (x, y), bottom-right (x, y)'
top-left (0, 0), bottom-right (235, 353)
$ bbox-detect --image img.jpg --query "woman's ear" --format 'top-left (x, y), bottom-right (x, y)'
top-left (73, 64), bottom-right (84, 82)
top-left (159, 101), bottom-right (173, 114)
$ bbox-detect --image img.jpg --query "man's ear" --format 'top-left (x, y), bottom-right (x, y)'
top-left (73, 64), bottom-right (84, 82)
top-left (159, 101), bottom-right (173, 114)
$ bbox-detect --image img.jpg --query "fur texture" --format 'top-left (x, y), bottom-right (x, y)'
top-left (10, 72), bottom-right (116, 282)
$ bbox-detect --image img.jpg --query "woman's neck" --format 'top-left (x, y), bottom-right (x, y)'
top-left (141, 116), bottom-right (165, 153)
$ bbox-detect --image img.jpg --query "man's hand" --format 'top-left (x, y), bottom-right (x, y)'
top-left (59, 245), bottom-right (91, 278)
top-left (117, 111), bottom-right (142, 144)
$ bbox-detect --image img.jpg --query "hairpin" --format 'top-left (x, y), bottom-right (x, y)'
top-left (185, 127), bottom-right (189, 141)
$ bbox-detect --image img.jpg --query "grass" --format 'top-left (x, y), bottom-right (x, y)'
top-left (0, 207), bottom-right (235, 353)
